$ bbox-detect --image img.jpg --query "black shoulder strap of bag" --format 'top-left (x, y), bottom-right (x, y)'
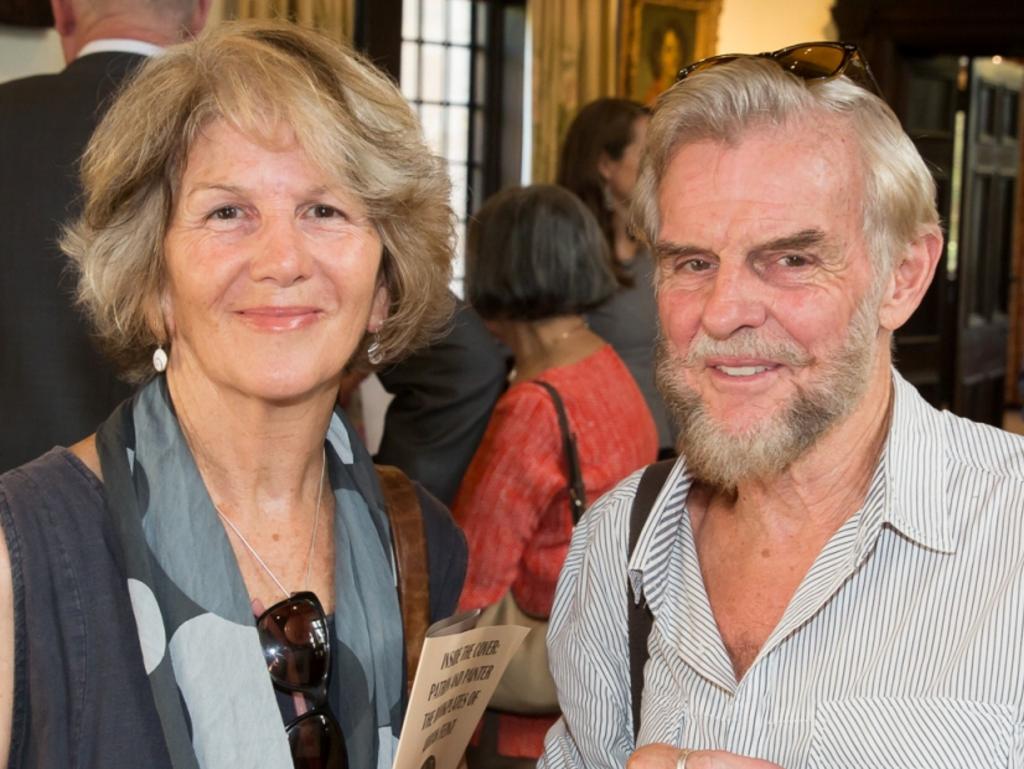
top-left (628, 458), bottom-right (675, 742)
top-left (534, 380), bottom-right (587, 525)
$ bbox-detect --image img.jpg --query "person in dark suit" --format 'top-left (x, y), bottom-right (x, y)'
top-left (0, 0), bottom-right (209, 472)
top-left (376, 294), bottom-right (508, 505)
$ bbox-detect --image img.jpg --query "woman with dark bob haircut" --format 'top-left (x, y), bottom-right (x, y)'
top-left (0, 21), bottom-right (466, 769)
top-left (558, 98), bottom-right (676, 456)
top-left (453, 185), bottom-right (657, 767)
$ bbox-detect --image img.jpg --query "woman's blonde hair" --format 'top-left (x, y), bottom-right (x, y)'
top-left (64, 20), bottom-right (455, 382)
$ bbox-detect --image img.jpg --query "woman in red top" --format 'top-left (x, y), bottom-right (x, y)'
top-left (454, 185), bottom-right (658, 767)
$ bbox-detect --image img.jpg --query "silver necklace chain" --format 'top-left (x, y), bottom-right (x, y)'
top-left (215, 448), bottom-right (327, 600)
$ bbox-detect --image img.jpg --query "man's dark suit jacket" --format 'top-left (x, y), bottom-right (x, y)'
top-left (0, 52), bottom-right (142, 472)
top-left (376, 299), bottom-right (508, 506)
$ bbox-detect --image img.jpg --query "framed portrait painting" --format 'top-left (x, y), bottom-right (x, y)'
top-left (620, 0), bottom-right (723, 105)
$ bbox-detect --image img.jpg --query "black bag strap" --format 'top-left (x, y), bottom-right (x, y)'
top-left (628, 458), bottom-right (675, 742)
top-left (534, 380), bottom-right (587, 525)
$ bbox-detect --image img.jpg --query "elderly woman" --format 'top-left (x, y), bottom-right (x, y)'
top-left (0, 21), bottom-right (464, 769)
top-left (453, 185), bottom-right (657, 768)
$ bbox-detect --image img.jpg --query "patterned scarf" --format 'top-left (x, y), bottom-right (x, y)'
top-left (95, 377), bottom-right (404, 769)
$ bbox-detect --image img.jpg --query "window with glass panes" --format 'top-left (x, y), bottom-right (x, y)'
top-left (401, 0), bottom-right (486, 284)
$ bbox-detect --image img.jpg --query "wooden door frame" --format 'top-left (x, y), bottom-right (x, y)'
top-left (834, 0), bottom-right (1024, 409)
top-left (1011, 77), bottom-right (1024, 405)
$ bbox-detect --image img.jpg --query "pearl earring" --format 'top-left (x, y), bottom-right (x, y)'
top-left (152, 344), bottom-right (168, 373)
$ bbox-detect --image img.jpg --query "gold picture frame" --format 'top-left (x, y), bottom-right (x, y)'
top-left (620, 0), bottom-right (723, 105)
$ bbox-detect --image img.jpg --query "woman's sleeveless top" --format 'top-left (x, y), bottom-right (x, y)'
top-left (0, 449), bottom-right (177, 768)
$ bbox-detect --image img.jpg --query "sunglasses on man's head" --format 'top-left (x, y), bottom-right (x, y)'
top-left (676, 41), bottom-right (882, 95)
top-left (258, 591), bottom-right (347, 769)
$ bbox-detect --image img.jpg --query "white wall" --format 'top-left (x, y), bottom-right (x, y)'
top-left (0, 24), bottom-right (63, 83)
top-left (716, 0), bottom-right (836, 55)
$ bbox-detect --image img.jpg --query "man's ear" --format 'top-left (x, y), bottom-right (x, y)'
top-left (186, 0), bottom-right (212, 37)
top-left (877, 226), bottom-right (943, 332)
top-left (49, 0), bottom-right (74, 36)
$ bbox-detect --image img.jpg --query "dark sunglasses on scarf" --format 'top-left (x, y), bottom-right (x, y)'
top-left (258, 591), bottom-right (347, 769)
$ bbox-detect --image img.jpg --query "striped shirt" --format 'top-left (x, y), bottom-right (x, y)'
top-left (540, 370), bottom-right (1024, 768)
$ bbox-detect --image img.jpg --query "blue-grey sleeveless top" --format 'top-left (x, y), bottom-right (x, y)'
top-left (0, 449), bottom-right (173, 768)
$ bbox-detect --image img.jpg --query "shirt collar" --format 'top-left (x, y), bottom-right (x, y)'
top-left (879, 369), bottom-right (957, 553)
top-left (628, 459), bottom-right (691, 604)
top-left (77, 38), bottom-right (164, 59)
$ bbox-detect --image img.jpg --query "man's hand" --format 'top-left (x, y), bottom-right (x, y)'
top-left (627, 744), bottom-right (785, 769)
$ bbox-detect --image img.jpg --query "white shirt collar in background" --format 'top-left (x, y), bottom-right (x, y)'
top-left (77, 39), bottom-right (163, 59)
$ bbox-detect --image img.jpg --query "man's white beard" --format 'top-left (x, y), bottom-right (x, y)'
top-left (655, 294), bottom-right (881, 492)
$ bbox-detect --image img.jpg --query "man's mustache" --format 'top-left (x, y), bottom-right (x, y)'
top-left (677, 329), bottom-right (812, 369)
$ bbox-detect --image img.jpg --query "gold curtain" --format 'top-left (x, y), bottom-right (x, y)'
top-left (221, 0), bottom-right (355, 44)
top-left (530, 0), bottom-right (620, 183)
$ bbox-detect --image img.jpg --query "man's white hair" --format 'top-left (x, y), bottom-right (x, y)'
top-left (632, 57), bottom-right (940, 275)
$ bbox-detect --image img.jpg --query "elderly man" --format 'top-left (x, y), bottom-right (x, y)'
top-left (540, 45), bottom-right (1024, 769)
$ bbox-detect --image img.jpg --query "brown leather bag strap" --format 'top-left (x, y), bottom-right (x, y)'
top-left (375, 464), bottom-right (431, 697)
